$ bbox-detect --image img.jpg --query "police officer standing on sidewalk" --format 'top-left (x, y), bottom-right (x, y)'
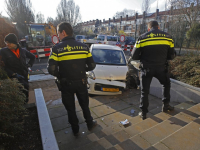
top-left (130, 21), bottom-right (176, 120)
top-left (0, 33), bottom-right (35, 103)
top-left (47, 22), bottom-right (97, 136)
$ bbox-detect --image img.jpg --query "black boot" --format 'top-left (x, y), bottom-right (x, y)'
top-left (162, 104), bottom-right (174, 112)
top-left (138, 112), bottom-right (147, 120)
top-left (87, 120), bottom-right (97, 131)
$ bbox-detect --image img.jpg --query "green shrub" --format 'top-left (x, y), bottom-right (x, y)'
top-left (169, 52), bottom-right (200, 88)
top-left (0, 67), bottom-right (26, 145)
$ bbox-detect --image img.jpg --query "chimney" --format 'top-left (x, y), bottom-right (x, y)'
top-left (99, 20), bottom-right (102, 25)
top-left (103, 19), bottom-right (105, 23)
top-left (155, 9), bottom-right (159, 19)
top-left (109, 18), bottom-right (111, 25)
top-left (120, 16), bottom-right (122, 22)
top-left (113, 17), bottom-right (115, 22)
top-left (126, 15), bottom-right (128, 21)
top-left (135, 13), bottom-right (138, 21)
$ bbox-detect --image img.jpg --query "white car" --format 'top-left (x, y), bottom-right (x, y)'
top-left (87, 44), bottom-right (128, 95)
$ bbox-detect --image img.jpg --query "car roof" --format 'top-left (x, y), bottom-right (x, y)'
top-left (92, 44), bottom-right (123, 51)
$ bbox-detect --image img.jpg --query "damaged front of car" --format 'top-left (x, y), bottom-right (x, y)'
top-left (87, 44), bottom-right (128, 95)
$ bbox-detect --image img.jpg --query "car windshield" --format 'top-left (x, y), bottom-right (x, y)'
top-left (97, 35), bottom-right (105, 41)
top-left (92, 49), bottom-right (126, 65)
top-left (126, 37), bottom-right (135, 41)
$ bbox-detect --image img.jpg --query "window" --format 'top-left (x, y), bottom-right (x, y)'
top-left (92, 49), bottom-right (126, 65)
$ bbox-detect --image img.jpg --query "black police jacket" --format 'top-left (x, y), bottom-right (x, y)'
top-left (0, 45), bottom-right (35, 79)
top-left (47, 36), bottom-right (96, 80)
top-left (131, 27), bottom-right (175, 67)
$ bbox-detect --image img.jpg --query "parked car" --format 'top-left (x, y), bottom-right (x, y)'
top-left (87, 44), bottom-right (128, 95)
top-left (124, 36), bottom-right (135, 45)
top-left (96, 35), bottom-right (119, 46)
top-left (75, 35), bottom-right (87, 42)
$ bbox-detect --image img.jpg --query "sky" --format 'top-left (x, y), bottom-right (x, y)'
top-left (0, 0), bottom-right (167, 22)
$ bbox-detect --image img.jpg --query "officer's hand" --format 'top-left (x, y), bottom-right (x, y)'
top-left (13, 73), bottom-right (24, 80)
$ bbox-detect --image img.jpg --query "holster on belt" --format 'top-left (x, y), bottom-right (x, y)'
top-left (55, 78), bottom-right (62, 91)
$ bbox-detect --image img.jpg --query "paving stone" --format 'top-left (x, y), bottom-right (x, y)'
top-left (149, 107), bottom-right (162, 115)
top-left (106, 100), bottom-right (132, 112)
top-left (152, 142), bottom-right (170, 150)
top-left (155, 112), bottom-right (171, 121)
top-left (58, 134), bottom-right (91, 150)
top-left (118, 139), bottom-right (143, 150)
top-left (168, 117), bottom-right (188, 127)
top-left (97, 137), bottom-right (113, 149)
top-left (174, 112), bottom-right (197, 123)
top-left (75, 141), bottom-right (106, 150)
top-left (51, 115), bottom-right (69, 131)
top-left (104, 134), bottom-right (120, 145)
top-left (100, 110), bottom-right (135, 127)
top-left (87, 133), bottom-right (99, 142)
top-left (130, 134), bottom-right (151, 149)
top-left (175, 102), bottom-right (195, 110)
top-left (160, 119), bottom-right (200, 150)
top-left (89, 97), bottom-right (104, 107)
top-left (107, 147), bottom-right (117, 150)
top-left (90, 104), bottom-right (117, 117)
top-left (140, 119), bottom-right (187, 145)
top-left (48, 105), bottom-right (67, 119)
top-left (121, 94), bottom-right (141, 105)
top-left (187, 103), bottom-right (200, 115)
top-left (124, 118), bottom-right (158, 137)
top-left (51, 111), bottom-right (97, 131)
top-left (102, 124), bottom-right (123, 136)
top-left (148, 99), bottom-right (163, 111)
top-left (119, 106), bottom-right (140, 117)
top-left (113, 144), bottom-right (123, 150)
top-left (112, 130), bottom-right (131, 142)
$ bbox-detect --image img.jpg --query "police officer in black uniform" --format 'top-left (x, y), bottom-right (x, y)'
top-left (47, 22), bottom-right (97, 136)
top-left (131, 21), bottom-right (175, 120)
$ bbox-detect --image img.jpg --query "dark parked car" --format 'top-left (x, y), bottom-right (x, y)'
top-left (125, 36), bottom-right (135, 45)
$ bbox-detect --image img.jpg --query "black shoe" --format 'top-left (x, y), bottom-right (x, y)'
top-left (87, 120), bottom-right (97, 131)
top-left (162, 104), bottom-right (174, 112)
top-left (138, 112), bottom-right (147, 120)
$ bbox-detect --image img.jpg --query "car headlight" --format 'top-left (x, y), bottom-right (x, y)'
top-left (86, 71), bottom-right (96, 80)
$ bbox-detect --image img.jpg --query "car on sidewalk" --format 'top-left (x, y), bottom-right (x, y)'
top-left (87, 44), bottom-right (128, 95)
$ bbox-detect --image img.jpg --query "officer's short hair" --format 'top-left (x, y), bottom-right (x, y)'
top-left (57, 22), bottom-right (73, 37)
top-left (148, 21), bottom-right (159, 29)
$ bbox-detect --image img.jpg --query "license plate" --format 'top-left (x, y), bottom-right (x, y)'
top-left (102, 88), bottom-right (119, 92)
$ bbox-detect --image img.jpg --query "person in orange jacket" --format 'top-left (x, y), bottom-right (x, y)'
top-left (0, 33), bottom-right (35, 103)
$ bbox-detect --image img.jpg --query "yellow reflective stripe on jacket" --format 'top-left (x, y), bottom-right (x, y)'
top-left (136, 40), bottom-right (174, 48)
top-left (87, 52), bottom-right (92, 57)
top-left (49, 54), bottom-right (58, 61)
top-left (140, 40), bottom-right (174, 48)
top-left (58, 54), bottom-right (88, 61)
top-left (140, 37), bottom-right (173, 43)
top-left (58, 51), bottom-right (88, 56)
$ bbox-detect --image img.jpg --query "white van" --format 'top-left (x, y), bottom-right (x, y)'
top-left (96, 35), bottom-right (119, 46)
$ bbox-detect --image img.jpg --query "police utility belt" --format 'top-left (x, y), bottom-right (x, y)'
top-left (55, 78), bottom-right (87, 91)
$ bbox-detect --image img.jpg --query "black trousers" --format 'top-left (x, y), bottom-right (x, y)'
top-left (18, 78), bottom-right (29, 103)
top-left (140, 66), bottom-right (171, 113)
top-left (61, 80), bottom-right (93, 133)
